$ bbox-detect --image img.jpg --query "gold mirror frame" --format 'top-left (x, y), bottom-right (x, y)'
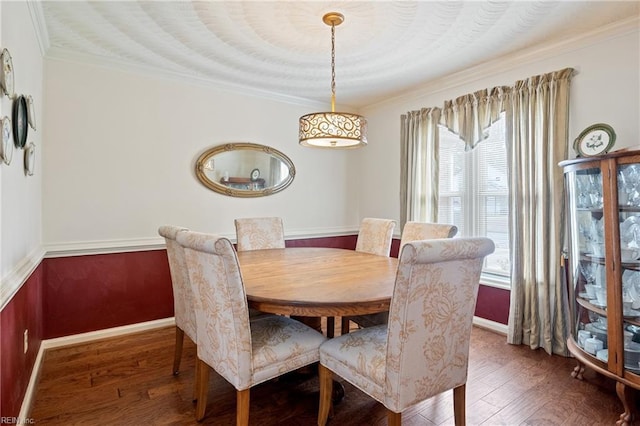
top-left (195, 142), bottom-right (295, 198)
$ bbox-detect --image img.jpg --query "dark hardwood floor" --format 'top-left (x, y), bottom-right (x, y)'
top-left (29, 323), bottom-right (629, 425)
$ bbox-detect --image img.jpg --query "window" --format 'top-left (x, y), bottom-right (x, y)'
top-left (437, 114), bottom-right (510, 279)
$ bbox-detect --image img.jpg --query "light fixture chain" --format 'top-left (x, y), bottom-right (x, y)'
top-left (330, 22), bottom-right (336, 112)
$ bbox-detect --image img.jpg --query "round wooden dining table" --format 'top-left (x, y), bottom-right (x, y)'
top-left (237, 247), bottom-right (398, 318)
top-left (238, 247), bottom-right (397, 399)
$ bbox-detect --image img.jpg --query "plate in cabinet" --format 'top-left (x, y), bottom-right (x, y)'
top-left (625, 365), bottom-right (640, 374)
top-left (624, 308), bottom-right (640, 318)
top-left (585, 253), bottom-right (605, 261)
top-left (596, 349), bottom-right (608, 362)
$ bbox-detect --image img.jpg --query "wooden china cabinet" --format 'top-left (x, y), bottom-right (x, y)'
top-left (561, 148), bottom-right (640, 425)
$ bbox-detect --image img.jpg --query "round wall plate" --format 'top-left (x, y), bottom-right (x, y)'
top-left (24, 141), bottom-right (35, 176)
top-left (12, 95), bottom-right (28, 148)
top-left (27, 95), bottom-right (36, 130)
top-left (1, 115), bottom-right (13, 165)
top-left (0, 48), bottom-right (15, 98)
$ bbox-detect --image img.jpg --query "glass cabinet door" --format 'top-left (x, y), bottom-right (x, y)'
top-left (562, 150), bottom-right (640, 423)
top-left (567, 166), bottom-right (608, 365)
top-left (618, 163), bottom-right (640, 374)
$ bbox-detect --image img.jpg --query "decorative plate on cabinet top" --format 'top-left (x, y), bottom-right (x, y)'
top-left (12, 95), bottom-right (27, 148)
top-left (0, 48), bottom-right (14, 98)
top-left (573, 123), bottom-right (616, 157)
top-left (1, 116), bottom-right (12, 165)
top-left (26, 95), bottom-right (36, 130)
top-left (24, 142), bottom-right (35, 176)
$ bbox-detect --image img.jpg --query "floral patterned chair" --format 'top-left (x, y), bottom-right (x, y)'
top-left (157, 225), bottom-right (194, 376)
top-left (399, 221), bottom-right (458, 252)
top-left (341, 218), bottom-right (396, 334)
top-left (319, 237), bottom-right (495, 426)
top-left (176, 230), bottom-right (327, 424)
top-left (346, 222), bottom-right (460, 331)
top-left (354, 217), bottom-right (396, 256)
top-left (234, 216), bottom-right (286, 320)
top-left (234, 217), bottom-right (285, 251)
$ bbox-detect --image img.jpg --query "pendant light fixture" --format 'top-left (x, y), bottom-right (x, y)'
top-left (299, 12), bottom-right (367, 149)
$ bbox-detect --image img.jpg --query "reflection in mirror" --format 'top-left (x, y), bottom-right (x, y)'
top-left (195, 143), bottom-right (295, 197)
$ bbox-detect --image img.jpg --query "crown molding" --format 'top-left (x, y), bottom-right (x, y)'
top-left (27, 0), bottom-right (50, 56)
top-left (44, 48), bottom-right (329, 110)
top-left (366, 15), bottom-right (640, 110)
top-left (29, 0), bottom-right (324, 109)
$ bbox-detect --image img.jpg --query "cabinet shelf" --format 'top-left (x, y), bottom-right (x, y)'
top-left (576, 297), bottom-right (607, 316)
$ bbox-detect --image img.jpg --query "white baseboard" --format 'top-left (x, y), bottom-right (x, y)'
top-left (19, 317), bottom-right (176, 420)
top-left (40, 317), bottom-right (175, 349)
top-left (473, 316), bottom-right (508, 335)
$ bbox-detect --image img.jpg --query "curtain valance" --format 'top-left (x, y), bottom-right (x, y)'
top-left (441, 86), bottom-right (511, 149)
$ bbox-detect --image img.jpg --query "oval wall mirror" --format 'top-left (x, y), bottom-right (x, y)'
top-left (195, 142), bottom-right (295, 197)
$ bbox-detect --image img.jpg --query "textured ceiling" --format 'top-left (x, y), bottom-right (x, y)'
top-left (36, 1), bottom-right (639, 108)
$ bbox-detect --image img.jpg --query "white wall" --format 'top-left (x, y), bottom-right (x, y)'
top-left (0, 2), bottom-right (44, 307)
top-left (42, 59), bottom-right (363, 251)
top-left (358, 20), bottom-right (640, 223)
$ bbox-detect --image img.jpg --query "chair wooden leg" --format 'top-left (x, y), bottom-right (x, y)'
top-left (340, 317), bottom-right (350, 335)
top-left (236, 388), bottom-right (250, 426)
top-left (318, 364), bottom-right (333, 425)
top-left (326, 317), bottom-right (335, 338)
top-left (194, 359), bottom-right (209, 421)
top-left (173, 326), bottom-right (185, 375)
top-left (192, 356), bottom-right (200, 402)
top-left (453, 383), bottom-right (466, 426)
top-left (387, 410), bottom-right (401, 426)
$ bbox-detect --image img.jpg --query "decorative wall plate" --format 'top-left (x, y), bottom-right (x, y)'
top-left (0, 48), bottom-right (14, 98)
top-left (27, 95), bottom-right (36, 130)
top-left (574, 123), bottom-right (616, 157)
top-left (12, 95), bottom-right (28, 148)
top-left (24, 142), bottom-right (35, 176)
top-left (250, 168), bottom-right (260, 181)
top-left (1, 115), bottom-right (12, 165)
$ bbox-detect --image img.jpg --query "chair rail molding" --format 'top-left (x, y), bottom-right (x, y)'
top-left (43, 226), bottom-right (363, 257)
top-left (0, 245), bottom-right (45, 311)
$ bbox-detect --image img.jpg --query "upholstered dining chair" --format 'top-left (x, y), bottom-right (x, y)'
top-left (399, 221), bottom-right (458, 251)
top-left (354, 217), bottom-right (396, 256)
top-left (319, 237), bottom-right (495, 426)
top-left (234, 216), bottom-right (286, 321)
top-left (343, 221), bottom-right (459, 333)
top-left (234, 216), bottom-right (285, 252)
top-left (157, 225), bottom-right (194, 376)
top-left (177, 230), bottom-right (327, 424)
top-left (341, 218), bottom-right (396, 334)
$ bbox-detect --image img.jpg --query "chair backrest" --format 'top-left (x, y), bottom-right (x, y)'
top-left (355, 218), bottom-right (396, 256)
top-left (384, 237), bottom-right (495, 412)
top-left (234, 217), bottom-right (286, 251)
top-left (177, 231), bottom-right (253, 389)
top-left (399, 221), bottom-right (458, 251)
top-left (158, 225), bottom-right (196, 341)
